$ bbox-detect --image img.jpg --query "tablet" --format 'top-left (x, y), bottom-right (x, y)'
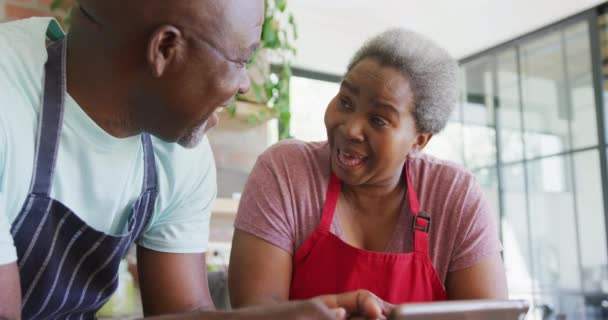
top-left (389, 299), bottom-right (529, 320)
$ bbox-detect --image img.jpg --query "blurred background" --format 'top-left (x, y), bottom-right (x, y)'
top-left (3, 0), bottom-right (608, 319)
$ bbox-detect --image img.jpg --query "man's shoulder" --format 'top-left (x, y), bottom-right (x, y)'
top-left (0, 17), bottom-right (53, 31)
top-left (150, 135), bottom-right (216, 191)
top-left (0, 18), bottom-right (55, 123)
top-left (152, 134), bottom-right (215, 168)
top-left (144, 135), bottom-right (216, 241)
top-left (0, 17), bottom-right (53, 73)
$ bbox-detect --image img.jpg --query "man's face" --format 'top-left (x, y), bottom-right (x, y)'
top-left (137, 0), bottom-right (263, 148)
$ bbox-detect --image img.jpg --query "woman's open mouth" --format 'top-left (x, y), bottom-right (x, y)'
top-left (336, 148), bottom-right (368, 170)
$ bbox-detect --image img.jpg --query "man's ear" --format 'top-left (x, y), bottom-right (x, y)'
top-left (408, 132), bottom-right (433, 159)
top-left (146, 25), bottom-right (183, 78)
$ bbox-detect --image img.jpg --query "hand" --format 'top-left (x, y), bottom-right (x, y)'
top-left (314, 290), bottom-right (394, 319)
top-left (237, 299), bottom-right (347, 320)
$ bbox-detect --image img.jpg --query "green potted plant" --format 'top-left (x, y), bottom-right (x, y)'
top-left (233, 0), bottom-right (297, 140)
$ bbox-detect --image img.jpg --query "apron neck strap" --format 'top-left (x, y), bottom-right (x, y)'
top-left (30, 39), bottom-right (158, 196)
top-left (406, 160), bottom-right (431, 254)
top-left (140, 133), bottom-right (158, 193)
top-left (321, 160), bottom-right (431, 254)
top-left (30, 39), bottom-right (67, 196)
top-left (318, 174), bottom-right (341, 232)
top-left (405, 160), bottom-right (420, 214)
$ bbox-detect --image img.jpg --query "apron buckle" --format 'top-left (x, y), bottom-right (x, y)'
top-left (413, 211), bottom-right (431, 233)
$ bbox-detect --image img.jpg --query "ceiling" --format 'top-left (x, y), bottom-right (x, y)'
top-left (289, 0), bottom-right (606, 75)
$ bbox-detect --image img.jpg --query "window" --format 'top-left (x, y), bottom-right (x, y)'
top-left (289, 76), bottom-right (339, 142)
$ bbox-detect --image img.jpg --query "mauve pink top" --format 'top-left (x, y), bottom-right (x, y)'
top-left (234, 140), bottom-right (502, 284)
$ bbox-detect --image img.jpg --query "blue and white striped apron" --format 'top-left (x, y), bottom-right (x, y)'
top-left (10, 38), bottom-right (157, 319)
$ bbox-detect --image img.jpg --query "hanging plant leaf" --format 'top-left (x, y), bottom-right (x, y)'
top-left (262, 17), bottom-right (280, 48)
top-left (258, 111), bottom-right (268, 122)
top-left (248, 114), bottom-right (258, 126)
top-left (289, 13), bottom-right (298, 39)
top-left (251, 82), bottom-right (264, 103)
top-left (275, 0), bottom-right (287, 12)
top-left (247, 48), bottom-right (259, 66)
top-left (226, 101), bottom-right (237, 116)
top-left (51, 0), bottom-right (64, 10)
top-left (264, 80), bottom-right (275, 100)
top-left (281, 64), bottom-right (292, 77)
top-left (64, 7), bottom-right (73, 28)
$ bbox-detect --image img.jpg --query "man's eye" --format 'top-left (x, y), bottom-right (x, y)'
top-left (340, 97), bottom-right (352, 110)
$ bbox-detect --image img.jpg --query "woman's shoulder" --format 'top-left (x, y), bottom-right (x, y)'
top-left (412, 153), bottom-right (481, 209)
top-left (262, 139), bottom-right (329, 157)
top-left (412, 153), bottom-right (475, 183)
top-left (237, 140), bottom-right (331, 254)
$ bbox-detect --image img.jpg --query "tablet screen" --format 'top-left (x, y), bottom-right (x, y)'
top-left (389, 299), bottom-right (529, 320)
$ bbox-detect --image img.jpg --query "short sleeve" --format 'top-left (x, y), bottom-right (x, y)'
top-left (0, 116), bottom-right (17, 265)
top-left (137, 139), bottom-right (216, 254)
top-left (234, 156), bottom-right (295, 255)
top-left (0, 195), bottom-right (15, 266)
top-left (448, 175), bottom-right (503, 272)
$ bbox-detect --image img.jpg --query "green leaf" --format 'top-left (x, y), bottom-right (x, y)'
top-left (258, 0), bottom-right (294, 139)
top-left (51, 0), bottom-right (64, 10)
top-left (280, 30), bottom-right (290, 50)
top-left (280, 111), bottom-right (290, 120)
top-left (275, 0), bottom-right (287, 12)
top-left (62, 7), bottom-right (73, 30)
top-left (258, 111), bottom-right (268, 121)
top-left (278, 80), bottom-right (290, 97)
top-left (279, 129), bottom-right (290, 140)
top-left (264, 0), bottom-right (270, 16)
top-left (251, 82), bottom-right (263, 103)
top-left (289, 13), bottom-right (298, 39)
top-left (279, 118), bottom-right (291, 140)
top-left (247, 48), bottom-right (259, 67)
top-left (227, 100), bottom-right (237, 116)
top-left (248, 115), bottom-right (258, 125)
top-left (262, 17), bottom-right (279, 48)
top-left (264, 81), bottom-right (275, 101)
top-left (281, 64), bottom-right (292, 78)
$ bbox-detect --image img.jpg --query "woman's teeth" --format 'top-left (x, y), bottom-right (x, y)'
top-left (338, 150), bottom-right (365, 167)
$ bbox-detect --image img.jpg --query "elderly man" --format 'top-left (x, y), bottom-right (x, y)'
top-left (0, 0), bottom-right (387, 319)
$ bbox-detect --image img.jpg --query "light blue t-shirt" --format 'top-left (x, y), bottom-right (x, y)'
top-left (0, 18), bottom-right (217, 265)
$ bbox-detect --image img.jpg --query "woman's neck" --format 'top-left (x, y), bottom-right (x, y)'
top-left (340, 177), bottom-right (406, 217)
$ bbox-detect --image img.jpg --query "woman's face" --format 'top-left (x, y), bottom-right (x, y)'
top-left (324, 58), bottom-right (430, 187)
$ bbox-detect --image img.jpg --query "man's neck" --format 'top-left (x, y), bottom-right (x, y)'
top-left (65, 35), bottom-right (138, 138)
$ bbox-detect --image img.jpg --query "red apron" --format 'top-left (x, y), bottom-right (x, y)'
top-left (289, 162), bottom-right (447, 304)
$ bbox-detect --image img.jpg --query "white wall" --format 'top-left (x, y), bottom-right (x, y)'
top-left (291, 0), bottom-right (607, 74)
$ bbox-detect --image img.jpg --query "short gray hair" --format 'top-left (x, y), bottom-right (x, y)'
top-left (347, 28), bottom-right (458, 134)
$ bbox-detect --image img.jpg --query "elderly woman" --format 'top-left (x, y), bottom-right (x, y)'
top-left (228, 28), bottom-right (507, 309)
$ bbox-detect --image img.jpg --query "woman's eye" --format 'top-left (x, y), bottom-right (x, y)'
top-left (371, 117), bottom-right (387, 127)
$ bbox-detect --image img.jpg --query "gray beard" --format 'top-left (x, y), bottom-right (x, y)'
top-left (177, 122), bottom-right (206, 149)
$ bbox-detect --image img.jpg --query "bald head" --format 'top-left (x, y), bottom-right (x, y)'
top-left (66, 0), bottom-right (264, 146)
top-left (73, 1), bottom-right (249, 46)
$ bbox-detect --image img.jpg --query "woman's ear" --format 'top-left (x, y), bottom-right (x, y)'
top-left (407, 133), bottom-right (433, 159)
